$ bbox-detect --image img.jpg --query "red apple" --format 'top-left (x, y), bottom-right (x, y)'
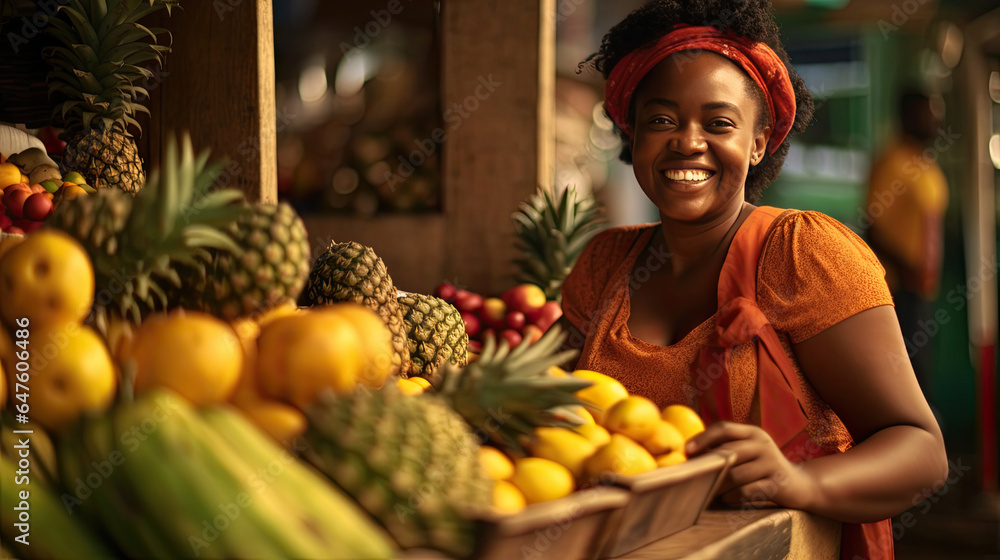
top-left (461, 312), bottom-right (481, 337)
top-left (5, 189), bottom-right (30, 219)
top-left (0, 214), bottom-right (12, 230)
top-left (505, 310), bottom-right (526, 331)
top-left (467, 339), bottom-right (483, 354)
top-left (453, 290), bottom-right (484, 314)
top-left (23, 193), bottom-right (53, 221)
top-left (531, 300), bottom-right (563, 332)
top-left (500, 329), bottom-right (523, 349)
top-left (435, 282), bottom-right (457, 302)
top-left (3, 183), bottom-right (30, 203)
top-left (522, 324), bottom-right (544, 345)
top-left (480, 297), bottom-right (507, 329)
top-left (502, 283), bottom-right (548, 315)
top-left (0, 200), bottom-right (6, 216)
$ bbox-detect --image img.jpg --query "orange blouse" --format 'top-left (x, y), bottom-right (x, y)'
top-left (561, 208), bottom-right (894, 453)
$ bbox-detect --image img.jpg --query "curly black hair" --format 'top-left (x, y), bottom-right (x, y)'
top-left (582, 0), bottom-right (814, 203)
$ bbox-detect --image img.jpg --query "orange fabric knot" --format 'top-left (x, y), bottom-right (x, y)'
top-left (713, 296), bottom-right (770, 348)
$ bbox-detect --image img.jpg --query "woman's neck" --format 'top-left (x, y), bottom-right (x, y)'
top-left (655, 202), bottom-right (752, 278)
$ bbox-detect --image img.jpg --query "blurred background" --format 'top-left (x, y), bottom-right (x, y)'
top-left (269, 0), bottom-right (999, 556)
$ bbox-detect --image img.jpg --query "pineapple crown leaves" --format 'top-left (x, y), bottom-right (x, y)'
top-left (433, 325), bottom-right (594, 455)
top-left (512, 186), bottom-right (607, 301)
top-left (43, 0), bottom-right (179, 135)
top-left (107, 133), bottom-right (244, 322)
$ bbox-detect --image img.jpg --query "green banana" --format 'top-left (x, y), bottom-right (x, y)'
top-left (78, 411), bottom-right (178, 559)
top-left (112, 390), bottom-right (291, 559)
top-left (0, 452), bottom-right (115, 559)
top-left (200, 405), bottom-right (397, 559)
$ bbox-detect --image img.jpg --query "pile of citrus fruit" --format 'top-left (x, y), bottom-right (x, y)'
top-left (478, 367), bottom-right (706, 514)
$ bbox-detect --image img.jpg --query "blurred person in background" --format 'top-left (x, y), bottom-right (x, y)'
top-left (866, 90), bottom-right (949, 395)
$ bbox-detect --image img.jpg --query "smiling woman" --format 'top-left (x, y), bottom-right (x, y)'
top-left (560, 1), bottom-right (950, 559)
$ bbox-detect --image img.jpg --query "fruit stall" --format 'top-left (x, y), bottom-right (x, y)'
top-left (0, 1), bottom-right (842, 559)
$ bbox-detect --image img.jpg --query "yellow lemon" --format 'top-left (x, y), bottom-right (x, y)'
top-left (642, 420), bottom-right (686, 455)
top-left (396, 378), bottom-right (424, 395)
top-left (572, 369), bottom-right (629, 425)
top-left (603, 395), bottom-right (661, 442)
top-left (661, 404), bottom-right (706, 441)
top-left (509, 457), bottom-right (575, 504)
top-left (528, 427), bottom-right (597, 481)
top-left (409, 376), bottom-right (432, 390)
top-left (584, 434), bottom-right (657, 482)
top-left (235, 398), bottom-right (308, 444)
top-left (330, 303), bottom-right (395, 389)
top-left (492, 480), bottom-right (526, 514)
top-left (479, 446), bottom-right (514, 481)
top-left (257, 309), bottom-right (363, 407)
top-left (128, 311), bottom-right (242, 406)
top-left (547, 365), bottom-right (569, 377)
top-left (0, 162), bottom-right (20, 188)
top-left (574, 423), bottom-right (611, 447)
top-left (27, 323), bottom-right (116, 432)
top-left (0, 230), bottom-right (94, 329)
top-left (655, 451), bottom-right (687, 468)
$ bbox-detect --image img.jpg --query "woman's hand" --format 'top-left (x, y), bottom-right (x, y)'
top-left (686, 422), bottom-right (819, 510)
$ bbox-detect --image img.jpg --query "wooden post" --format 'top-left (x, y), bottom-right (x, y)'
top-left (146, 0), bottom-right (276, 204)
top-left (440, 0), bottom-right (554, 294)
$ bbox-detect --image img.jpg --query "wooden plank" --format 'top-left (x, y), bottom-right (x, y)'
top-left (440, 0), bottom-right (553, 294)
top-left (144, 0), bottom-right (276, 204)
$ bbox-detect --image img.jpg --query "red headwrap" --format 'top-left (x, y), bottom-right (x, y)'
top-left (604, 25), bottom-right (796, 155)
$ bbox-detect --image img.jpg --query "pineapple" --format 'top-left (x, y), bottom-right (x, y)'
top-left (512, 186), bottom-right (607, 302)
top-left (303, 385), bottom-right (492, 558)
top-left (397, 292), bottom-right (468, 378)
top-left (300, 241), bottom-right (412, 376)
top-left (43, 0), bottom-right (179, 194)
top-left (179, 202), bottom-right (311, 321)
top-left (47, 133), bottom-right (244, 329)
top-left (431, 325), bottom-right (593, 456)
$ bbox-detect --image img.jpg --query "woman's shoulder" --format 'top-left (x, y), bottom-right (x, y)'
top-left (755, 207), bottom-right (892, 343)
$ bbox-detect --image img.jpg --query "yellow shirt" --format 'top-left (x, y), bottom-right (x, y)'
top-left (866, 139), bottom-right (948, 293)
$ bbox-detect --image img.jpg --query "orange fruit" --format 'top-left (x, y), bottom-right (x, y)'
top-left (127, 311), bottom-right (243, 406)
top-left (642, 420), bottom-right (686, 455)
top-left (528, 427), bottom-right (597, 481)
top-left (509, 457), bottom-right (575, 504)
top-left (256, 309), bottom-right (363, 407)
top-left (573, 369), bottom-right (629, 425)
top-left (396, 378), bottom-right (424, 395)
top-left (493, 480), bottom-right (526, 514)
top-left (603, 396), bottom-right (661, 441)
top-left (229, 317), bottom-right (262, 404)
top-left (655, 451), bottom-right (687, 468)
top-left (479, 446), bottom-right (514, 481)
top-left (0, 230), bottom-right (94, 329)
top-left (28, 323), bottom-right (116, 432)
top-left (584, 434), bottom-right (658, 481)
top-left (660, 404), bottom-right (706, 441)
top-left (235, 397), bottom-right (308, 444)
top-left (0, 163), bottom-right (20, 189)
top-left (574, 423), bottom-right (611, 447)
top-left (329, 303), bottom-right (395, 388)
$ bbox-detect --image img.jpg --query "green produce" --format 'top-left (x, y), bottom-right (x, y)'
top-left (398, 291), bottom-right (469, 377)
top-left (303, 384), bottom-right (492, 558)
top-left (58, 390), bottom-right (395, 559)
